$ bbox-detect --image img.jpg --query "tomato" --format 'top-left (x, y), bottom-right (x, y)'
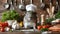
top-left (0, 27), bottom-right (4, 32)
top-left (46, 25), bottom-right (51, 28)
top-left (3, 23), bottom-right (8, 27)
top-left (0, 21), bottom-right (8, 28)
top-left (4, 21), bottom-right (7, 23)
top-left (37, 26), bottom-right (42, 30)
top-left (2, 22), bottom-right (8, 28)
top-left (42, 25), bottom-right (47, 28)
top-left (0, 23), bottom-right (3, 27)
top-left (42, 25), bottom-right (50, 28)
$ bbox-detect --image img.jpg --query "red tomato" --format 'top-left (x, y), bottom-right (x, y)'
top-left (42, 25), bottom-right (47, 28)
top-left (4, 23), bottom-right (8, 27)
top-left (2, 23), bottom-right (8, 28)
top-left (5, 22), bottom-right (8, 26)
top-left (0, 23), bottom-right (3, 27)
top-left (42, 25), bottom-right (50, 28)
top-left (4, 21), bottom-right (7, 23)
top-left (0, 27), bottom-right (4, 32)
top-left (46, 25), bottom-right (51, 28)
top-left (37, 26), bottom-right (42, 30)
top-left (0, 21), bottom-right (8, 28)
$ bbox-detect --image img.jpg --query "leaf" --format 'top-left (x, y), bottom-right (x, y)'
top-left (40, 28), bottom-right (48, 32)
top-left (1, 10), bottom-right (20, 22)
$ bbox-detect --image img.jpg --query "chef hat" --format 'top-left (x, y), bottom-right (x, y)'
top-left (26, 4), bottom-right (37, 12)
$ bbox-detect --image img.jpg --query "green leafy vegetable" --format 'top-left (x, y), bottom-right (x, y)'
top-left (55, 10), bottom-right (60, 19)
top-left (1, 10), bottom-right (20, 22)
top-left (45, 18), bottom-right (55, 23)
top-left (45, 10), bottom-right (60, 24)
top-left (40, 28), bottom-right (48, 32)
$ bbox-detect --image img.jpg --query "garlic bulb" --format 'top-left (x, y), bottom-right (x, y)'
top-left (7, 20), bottom-right (14, 26)
top-left (12, 23), bottom-right (20, 30)
top-left (16, 23), bottom-right (20, 29)
top-left (26, 4), bottom-right (37, 12)
top-left (12, 20), bottom-right (20, 30)
top-left (5, 27), bottom-right (10, 32)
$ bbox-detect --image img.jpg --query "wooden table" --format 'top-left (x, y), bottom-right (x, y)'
top-left (0, 31), bottom-right (60, 34)
top-left (0, 31), bottom-right (40, 34)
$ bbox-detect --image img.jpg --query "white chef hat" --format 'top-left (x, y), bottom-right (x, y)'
top-left (26, 4), bottom-right (37, 12)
